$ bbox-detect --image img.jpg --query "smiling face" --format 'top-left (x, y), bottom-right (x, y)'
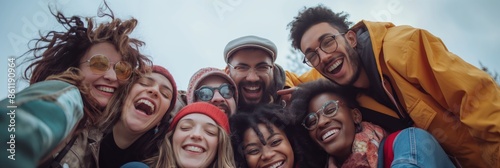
top-left (228, 49), bottom-right (274, 106)
top-left (79, 42), bottom-right (124, 108)
top-left (173, 113), bottom-right (219, 168)
top-left (196, 76), bottom-right (237, 116)
top-left (307, 92), bottom-right (360, 159)
top-left (300, 22), bottom-right (364, 87)
top-left (120, 73), bottom-right (173, 134)
top-left (243, 124), bottom-right (294, 168)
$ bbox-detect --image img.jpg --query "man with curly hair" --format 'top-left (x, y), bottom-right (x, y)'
top-left (280, 4), bottom-right (500, 167)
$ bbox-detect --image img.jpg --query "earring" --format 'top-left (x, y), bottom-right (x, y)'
top-left (154, 125), bottom-right (159, 134)
top-left (355, 122), bottom-right (362, 133)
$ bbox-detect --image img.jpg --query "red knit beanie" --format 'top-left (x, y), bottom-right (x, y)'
top-left (152, 65), bottom-right (177, 114)
top-left (168, 102), bottom-right (230, 134)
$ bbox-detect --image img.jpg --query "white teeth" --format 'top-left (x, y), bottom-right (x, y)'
top-left (322, 129), bottom-right (339, 141)
top-left (328, 59), bottom-right (343, 72)
top-left (185, 146), bottom-right (203, 153)
top-left (268, 161), bottom-right (284, 168)
top-left (97, 86), bottom-right (115, 93)
top-left (245, 86), bottom-right (260, 91)
top-left (137, 99), bottom-right (155, 112)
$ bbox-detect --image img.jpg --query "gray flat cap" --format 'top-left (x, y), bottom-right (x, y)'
top-left (223, 35), bottom-right (277, 63)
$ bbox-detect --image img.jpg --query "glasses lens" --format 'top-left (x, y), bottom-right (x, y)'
top-left (196, 87), bottom-right (214, 102)
top-left (323, 101), bottom-right (338, 117)
top-left (88, 55), bottom-right (109, 74)
top-left (321, 36), bottom-right (338, 53)
top-left (114, 61), bottom-right (132, 80)
top-left (219, 84), bottom-right (234, 99)
top-left (303, 113), bottom-right (318, 129)
top-left (304, 53), bottom-right (318, 67)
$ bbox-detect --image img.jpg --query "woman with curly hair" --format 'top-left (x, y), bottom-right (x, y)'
top-left (23, 2), bottom-right (151, 115)
top-left (230, 104), bottom-right (298, 168)
top-left (288, 79), bottom-right (455, 168)
top-left (27, 2), bottom-right (152, 167)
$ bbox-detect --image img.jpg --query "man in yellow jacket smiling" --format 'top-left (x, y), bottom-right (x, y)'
top-left (281, 5), bottom-right (500, 167)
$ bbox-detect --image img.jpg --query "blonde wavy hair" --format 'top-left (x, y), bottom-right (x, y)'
top-left (146, 125), bottom-right (235, 168)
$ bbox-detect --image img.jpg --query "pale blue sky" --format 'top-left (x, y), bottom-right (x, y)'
top-left (1, 0), bottom-right (499, 99)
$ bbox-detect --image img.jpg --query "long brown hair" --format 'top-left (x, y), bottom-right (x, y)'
top-left (97, 71), bottom-right (175, 161)
top-left (23, 1), bottom-right (151, 84)
top-left (146, 125), bottom-right (235, 168)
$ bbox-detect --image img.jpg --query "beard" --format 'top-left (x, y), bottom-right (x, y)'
top-left (237, 80), bottom-right (272, 111)
top-left (212, 102), bottom-right (231, 116)
top-left (325, 44), bottom-right (362, 87)
top-left (344, 45), bottom-right (362, 86)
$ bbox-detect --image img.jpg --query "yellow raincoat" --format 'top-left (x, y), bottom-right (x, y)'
top-left (286, 20), bottom-right (500, 167)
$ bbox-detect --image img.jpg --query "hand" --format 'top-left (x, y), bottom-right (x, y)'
top-left (277, 87), bottom-right (297, 107)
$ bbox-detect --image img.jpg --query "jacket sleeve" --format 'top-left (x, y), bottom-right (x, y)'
top-left (386, 27), bottom-right (500, 142)
top-left (285, 69), bottom-right (325, 87)
top-left (0, 80), bottom-right (84, 168)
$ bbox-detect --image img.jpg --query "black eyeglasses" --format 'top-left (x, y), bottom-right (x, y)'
top-left (303, 33), bottom-right (345, 67)
top-left (81, 54), bottom-right (132, 81)
top-left (302, 100), bottom-right (341, 130)
top-left (195, 83), bottom-right (235, 102)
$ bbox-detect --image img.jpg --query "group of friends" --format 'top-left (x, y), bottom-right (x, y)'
top-left (1, 3), bottom-right (499, 168)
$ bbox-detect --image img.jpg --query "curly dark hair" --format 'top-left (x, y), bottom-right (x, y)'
top-left (286, 79), bottom-right (358, 167)
top-left (230, 104), bottom-right (298, 168)
top-left (288, 4), bottom-right (353, 50)
top-left (22, 2), bottom-right (151, 84)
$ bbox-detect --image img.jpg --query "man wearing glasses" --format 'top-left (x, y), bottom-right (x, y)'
top-left (223, 35), bottom-right (286, 112)
top-left (187, 67), bottom-right (238, 116)
top-left (281, 5), bottom-right (500, 168)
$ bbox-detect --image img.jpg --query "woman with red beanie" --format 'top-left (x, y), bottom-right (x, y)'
top-left (88, 65), bottom-right (177, 168)
top-left (146, 102), bottom-right (236, 168)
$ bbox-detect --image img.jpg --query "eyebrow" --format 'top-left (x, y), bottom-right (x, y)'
top-left (178, 118), bottom-right (218, 128)
top-left (204, 122), bottom-right (218, 128)
top-left (161, 85), bottom-right (173, 94)
top-left (179, 118), bottom-right (193, 123)
top-left (243, 132), bottom-right (279, 150)
top-left (266, 133), bottom-right (279, 141)
top-left (256, 62), bottom-right (272, 66)
top-left (147, 76), bottom-right (173, 93)
top-left (243, 143), bottom-right (258, 151)
top-left (304, 33), bottom-right (333, 53)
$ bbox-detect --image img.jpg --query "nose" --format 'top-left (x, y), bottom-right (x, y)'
top-left (260, 146), bottom-right (275, 161)
top-left (316, 114), bottom-right (331, 130)
top-left (317, 49), bottom-right (331, 65)
top-left (103, 68), bottom-right (118, 82)
top-left (245, 69), bottom-right (259, 82)
top-left (190, 127), bottom-right (203, 141)
top-left (146, 87), bottom-right (159, 98)
top-left (210, 90), bottom-right (225, 103)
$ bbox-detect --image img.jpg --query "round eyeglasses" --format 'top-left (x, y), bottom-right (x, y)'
top-left (195, 83), bottom-right (235, 102)
top-left (303, 33), bottom-right (345, 67)
top-left (82, 54), bottom-right (132, 81)
top-left (227, 63), bottom-right (273, 76)
top-left (302, 100), bottom-right (341, 130)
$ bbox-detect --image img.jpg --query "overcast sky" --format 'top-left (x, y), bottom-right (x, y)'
top-left (1, 0), bottom-right (499, 99)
